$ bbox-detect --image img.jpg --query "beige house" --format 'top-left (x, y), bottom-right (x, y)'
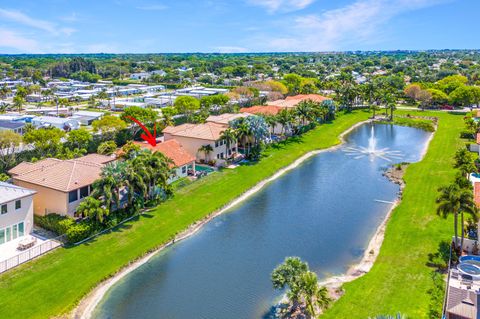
top-left (133, 140), bottom-right (196, 183)
top-left (163, 122), bottom-right (237, 164)
top-left (8, 154), bottom-right (115, 217)
top-left (0, 182), bottom-right (36, 246)
top-left (205, 113), bottom-right (250, 126)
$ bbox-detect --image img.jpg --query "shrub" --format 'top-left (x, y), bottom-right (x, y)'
top-left (34, 214), bottom-right (72, 235)
top-left (65, 223), bottom-right (93, 243)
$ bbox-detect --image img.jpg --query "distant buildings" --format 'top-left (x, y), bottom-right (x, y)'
top-left (32, 116), bottom-right (80, 131)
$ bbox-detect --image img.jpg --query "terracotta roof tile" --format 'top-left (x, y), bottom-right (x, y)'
top-left (133, 140), bottom-right (195, 167)
top-left (240, 105), bottom-right (283, 116)
top-left (163, 122), bottom-right (227, 141)
top-left (9, 154), bottom-right (114, 192)
top-left (206, 113), bottom-right (249, 125)
top-left (475, 182), bottom-right (480, 207)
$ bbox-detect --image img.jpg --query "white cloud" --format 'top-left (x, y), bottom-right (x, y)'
top-left (0, 28), bottom-right (40, 52)
top-left (136, 4), bottom-right (168, 11)
top-left (247, 0), bottom-right (315, 13)
top-left (261, 0), bottom-right (450, 51)
top-left (0, 8), bottom-right (75, 36)
top-left (214, 46), bottom-right (250, 53)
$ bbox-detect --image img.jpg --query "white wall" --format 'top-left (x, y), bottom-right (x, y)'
top-left (0, 195), bottom-right (34, 244)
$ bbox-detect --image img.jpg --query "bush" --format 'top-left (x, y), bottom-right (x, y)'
top-left (34, 214), bottom-right (72, 235)
top-left (65, 223), bottom-right (92, 243)
top-left (460, 129), bottom-right (475, 139)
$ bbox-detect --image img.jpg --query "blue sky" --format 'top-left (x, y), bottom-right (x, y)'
top-left (0, 0), bottom-right (477, 53)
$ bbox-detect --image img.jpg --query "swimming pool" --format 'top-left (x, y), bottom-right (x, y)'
top-left (458, 263), bottom-right (480, 279)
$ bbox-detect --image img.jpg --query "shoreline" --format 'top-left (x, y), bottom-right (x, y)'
top-left (319, 120), bottom-right (436, 306)
top-left (73, 118), bottom-right (372, 319)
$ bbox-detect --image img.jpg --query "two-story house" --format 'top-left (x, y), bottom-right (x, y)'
top-left (0, 182), bottom-right (36, 246)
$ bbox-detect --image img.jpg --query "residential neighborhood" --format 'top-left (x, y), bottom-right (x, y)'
top-left (1, 1), bottom-right (480, 318)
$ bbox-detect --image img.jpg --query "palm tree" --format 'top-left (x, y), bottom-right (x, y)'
top-left (198, 144), bottom-right (213, 163)
top-left (263, 114), bottom-right (278, 137)
top-left (277, 109), bottom-right (293, 135)
top-left (295, 100), bottom-right (314, 126)
top-left (13, 95), bottom-right (24, 113)
top-left (124, 165), bottom-right (147, 207)
top-left (300, 271), bottom-right (331, 317)
top-left (437, 183), bottom-right (477, 252)
top-left (75, 197), bottom-right (110, 225)
top-left (220, 128), bottom-right (237, 160)
top-left (235, 121), bottom-right (252, 155)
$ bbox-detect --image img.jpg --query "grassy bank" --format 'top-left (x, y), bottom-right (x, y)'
top-left (0, 111), bottom-right (370, 319)
top-left (376, 115), bottom-right (436, 132)
top-left (322, 110), bottom-right (465, 318)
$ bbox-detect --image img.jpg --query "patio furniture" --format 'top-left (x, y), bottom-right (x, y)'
top-left (17, 236), bottom-right (36, 251)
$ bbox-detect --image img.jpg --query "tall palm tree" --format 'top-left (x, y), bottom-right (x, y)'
top-left (235, 121), bottom-right (252, 155)
top-left (124, 165), bottom-right (147, 207)
top-left (220, 128), bottom-right (237, 160)
top-left (300, 271), bottom-right (331, 317)
top-left (277, 109), bottom-right (293, 135)
top-left (198, 144), bottom-right (213, 163)
top-left (295, 100), bottom-right (314, 126)
top-left (437, 183), bottom-right (477, 252)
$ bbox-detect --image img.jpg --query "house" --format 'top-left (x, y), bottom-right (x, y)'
top-left (32, 116), bottom-right (80, 131)
top-left (8, 154), bottom-right (115, 217)
top-left (26, 94), bottom-right (47, 103)
top-left (163, 122), bottom-right (237, 164)
top-left (72, 110), bottom-right (104, 125)
top-left (240, 105), bottom-right (283, 116)
top-left (133, 140), bottom-right (195, 183)
top-left (206, 113), bottom-right (250, 126)
top-left (0, 182), bottom-right (36, 246)
top-left (0, 120), bottom-right (26, 135)
top-left (130, 72), bottom-right (151, 81)
top-left (240, 106), bottom-right (286, 135)
top-left (267, 94), bottom-right (331, 108)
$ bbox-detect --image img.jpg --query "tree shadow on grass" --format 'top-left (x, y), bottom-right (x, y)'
top-left (426, 240), bottom-right (455, 271)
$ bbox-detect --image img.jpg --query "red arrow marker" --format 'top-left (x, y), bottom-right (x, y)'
top-left (125, 115), bottom-right (157, 147)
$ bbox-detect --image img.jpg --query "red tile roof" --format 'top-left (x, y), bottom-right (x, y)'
top-left (240, 105), bottom-right (283, 116)
top-left (162, 122), bottom-right (227, 141)
top-left (477, 133), bottom-right (480, 145)
top-left (134, 140), bottom-right (195, 167)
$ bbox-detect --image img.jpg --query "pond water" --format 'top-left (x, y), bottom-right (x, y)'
top-left (92, 123), bottom-right (431, 319)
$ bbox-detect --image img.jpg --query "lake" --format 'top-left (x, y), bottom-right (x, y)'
top-left (92, 123), bottom-right (431, 319)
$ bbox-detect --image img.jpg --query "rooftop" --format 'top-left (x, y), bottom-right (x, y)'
top-left (8, 154), bottom-right (115, 192)
top-left (240, 105), bottom-right (283, 116)
top-left (0, 182), bottom-right (36, 205)
top-left (206, 113), bottom-right (250, 125)
top-left (0, 120), bottom-right (25, 130)
top-left (133, 140), bottom-right (195, 167)
top-left (163, 122), bottom-right (227, 141)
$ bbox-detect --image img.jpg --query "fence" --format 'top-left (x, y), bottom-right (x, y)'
top-left (0, 239), bottom-right (62, 274)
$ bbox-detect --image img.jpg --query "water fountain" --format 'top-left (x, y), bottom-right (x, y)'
top-left (343, 125), bottom-right (403, 161)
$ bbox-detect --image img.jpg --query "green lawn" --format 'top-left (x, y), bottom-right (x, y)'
top-left (322, 110), bottom-right (465, 318)
top-left (0, 110), bottom-right (370, 319)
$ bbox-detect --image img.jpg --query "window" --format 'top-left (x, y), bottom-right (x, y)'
top-left (12, 224), bottom-right (17, 240)
top-left (5, 227), bottom-right (11, 242)
top-left (216, 154), bottom-right (220, 159)
top-left (15, 200), bottom-right (21, 210)
top-left (1, 204), bottom-right (6, 215)
top-left (215, 141), bottom-right (219, 148)
top-left (182, 166), bottom-right (187, 174)
top-left (220, 152), bottom-right (224, 159)
top-left (80, 186), bottom-right (89, 199)
top-left (69, 190), bottom-right (78, 203)
top-left (18, 222), bottom-right (24, 237)
top-left (0, 229), bottom-right (4, 244)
